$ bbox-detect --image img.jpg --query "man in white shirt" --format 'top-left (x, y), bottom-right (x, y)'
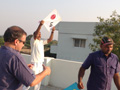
top-left (30, 20), bottom-right (55, 90)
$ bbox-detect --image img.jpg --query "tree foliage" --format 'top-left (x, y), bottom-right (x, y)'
top-left (89, 11), bottom-right (120, 59)
top-left (24, 34), bottom-right (33, 49)
top-left (0, 36), bottom-right (4, 47)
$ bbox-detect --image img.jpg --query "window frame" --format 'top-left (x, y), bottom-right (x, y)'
top-left (73, 38), bottom-right (86, 48)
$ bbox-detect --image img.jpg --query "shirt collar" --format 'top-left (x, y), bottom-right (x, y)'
top-left (99, 50), bottom-right (113, 58)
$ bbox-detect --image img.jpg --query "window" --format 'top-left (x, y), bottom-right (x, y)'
top-left (74, 38), bottom-right (86, 48)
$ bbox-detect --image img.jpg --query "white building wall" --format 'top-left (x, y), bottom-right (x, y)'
top-left (57, 33), bottom-right (93, 61)
top-left (51, 22), bottom-right (96, 62)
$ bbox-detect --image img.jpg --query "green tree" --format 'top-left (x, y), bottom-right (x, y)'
top-left (24, 34), bottom-right (33, 49)
top-left (0, 36), bottom-right (4, 47)
top-left (89, 11), bottom-right (120, 59)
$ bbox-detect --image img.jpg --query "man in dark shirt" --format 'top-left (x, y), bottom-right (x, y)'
top-left (78, 37), bottom-right (120, 90)
top-left (0, 26), bottom-right (51, 90)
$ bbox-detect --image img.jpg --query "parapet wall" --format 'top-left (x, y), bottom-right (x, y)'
top-left (22, 54), bottom-right (116, 90)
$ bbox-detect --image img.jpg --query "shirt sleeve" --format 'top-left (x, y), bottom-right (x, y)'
top-left (115, 57), bottom-right (120, 73)
top-left (10, 55), bottom-right (35, 87)
top-left (82, 53), bottom-right (93, 69)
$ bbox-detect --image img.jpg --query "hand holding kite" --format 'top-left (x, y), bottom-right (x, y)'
top-left (44, 9), bottom-right (61, 31)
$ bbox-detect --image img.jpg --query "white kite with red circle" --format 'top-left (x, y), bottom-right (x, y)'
top-left (44, 9), bottom-right (62, 31)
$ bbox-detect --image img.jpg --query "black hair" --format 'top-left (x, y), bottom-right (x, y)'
top-left (4, 26), bottom-right (27, 42)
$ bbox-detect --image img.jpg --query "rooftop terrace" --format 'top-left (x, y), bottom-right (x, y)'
top-left (22, 54), bottom-right (117, 90)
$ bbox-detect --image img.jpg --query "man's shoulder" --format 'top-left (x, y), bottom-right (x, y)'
top-left (111, 53), bottom-right (118, 59)
top-left (0, 46), bottom-right (22, 63)
top-left (1, 46), bottom-right (19, 57)
top-left (111, 52), bottom-right (117, 56)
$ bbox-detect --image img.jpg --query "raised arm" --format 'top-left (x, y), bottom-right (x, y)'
top-left (34, 20), bottom-right (44, 40)
top-left (78, 66), bottom-right (86, 89)
top-left (113, 73), bottom-right (120, 90)
top-left (47, 27), bottom-right (55, 43)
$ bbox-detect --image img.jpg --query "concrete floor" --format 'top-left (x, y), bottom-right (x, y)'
top-left (28, 85), bottom-right (63, 90)
top-left (41, 85), bottom-right (63, 90)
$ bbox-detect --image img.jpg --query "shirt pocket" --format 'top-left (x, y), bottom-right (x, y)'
top-left (95, 65), bottom-right (104, 74)
top-left (110, 65), bottom-right (116, 74)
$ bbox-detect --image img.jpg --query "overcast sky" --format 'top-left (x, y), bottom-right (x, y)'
top-left (0, 0), bottom-right (120, 40)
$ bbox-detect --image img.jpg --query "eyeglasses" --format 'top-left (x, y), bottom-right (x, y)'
top-left (18, 39), bottom-right (26, 44)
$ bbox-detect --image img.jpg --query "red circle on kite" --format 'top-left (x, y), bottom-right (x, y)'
top-left (51, 14), bottom-right (56, 20)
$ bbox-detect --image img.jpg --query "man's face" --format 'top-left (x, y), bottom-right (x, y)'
top-left (36, 32), bottom-right (41, 40)
top-left (100, 44), bottom-right (113, 55)
top-left (15, 34), bottom-right (26, 52)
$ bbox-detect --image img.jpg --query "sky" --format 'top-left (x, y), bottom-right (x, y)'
top-left (0, 0), bottom-right (120, 40)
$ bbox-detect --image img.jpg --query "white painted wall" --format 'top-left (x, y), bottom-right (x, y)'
top-left (22, 54), bottom-right (117, 90)
top-left (51, 22), bottom-right (96, 62)
top-left (49, 59), bottom-right (90, 90)
top-left (56, 34), bottom-right (93, 61)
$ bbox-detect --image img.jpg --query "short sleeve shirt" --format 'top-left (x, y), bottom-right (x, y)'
top-left (0, 46), bottom-right (35, 90)
top-left (82, 50), bottom-right (120, 90)
top-left (30, 37), bottom-right (48, 63)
